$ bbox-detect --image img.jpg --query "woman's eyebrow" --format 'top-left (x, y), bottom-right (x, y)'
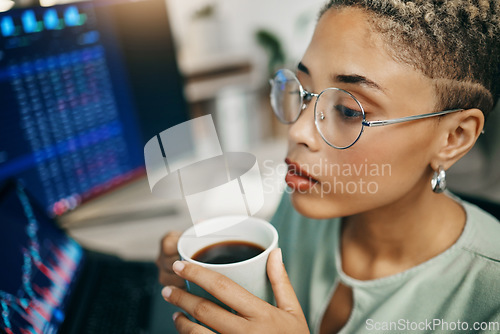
top-left (298, 61), bottom-right (385, 92)
top-left (297, 62), bottom-right (309, 74)
top-left (334, 74), bottom-right (384, 91)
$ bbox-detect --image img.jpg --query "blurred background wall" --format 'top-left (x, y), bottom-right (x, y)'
top-left (167, 0), bottom-right (324, 66)
top-left (164, 0), bottom-right (326, 151)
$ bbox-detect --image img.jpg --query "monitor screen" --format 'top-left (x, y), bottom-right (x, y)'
top-left (0, 0), bottom-right (188, 216)
top-left (0, 180), bottom-right (85, 334)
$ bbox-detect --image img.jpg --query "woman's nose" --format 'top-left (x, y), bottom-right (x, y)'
top-left (287, 99), bottom-right (321, 151)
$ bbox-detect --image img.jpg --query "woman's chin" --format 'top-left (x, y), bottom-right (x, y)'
top-left (289, 191), bottom-right (343, 220)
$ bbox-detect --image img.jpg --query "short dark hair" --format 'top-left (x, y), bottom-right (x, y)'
top-left (319, 0), bottom-right (500, 118)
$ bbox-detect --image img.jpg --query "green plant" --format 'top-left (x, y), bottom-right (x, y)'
top-left (255, 29), bottom-right (286, 76)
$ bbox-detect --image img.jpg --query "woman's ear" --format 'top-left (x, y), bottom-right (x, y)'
top-left (431, 108), bottom-right (485, 171)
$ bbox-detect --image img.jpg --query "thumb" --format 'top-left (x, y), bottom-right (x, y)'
top-left (267, 248), bottom-right (303, 314)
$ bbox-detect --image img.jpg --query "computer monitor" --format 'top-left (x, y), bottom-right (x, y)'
top-left (0, 0), bottom-right (189, 216)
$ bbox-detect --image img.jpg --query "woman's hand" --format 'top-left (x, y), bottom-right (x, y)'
top-left (156, 231), bottom-right (185, 288)
top-left (161, 248), bottom-right (310, 334)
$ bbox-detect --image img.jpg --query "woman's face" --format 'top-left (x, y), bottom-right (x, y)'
top-left (286, 7), bottom-right (443, 218)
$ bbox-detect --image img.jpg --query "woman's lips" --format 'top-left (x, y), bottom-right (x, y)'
top-left (285, 158), bottom-right (319, 192)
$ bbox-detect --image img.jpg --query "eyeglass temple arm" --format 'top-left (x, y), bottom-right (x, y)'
top-left (362, 109), bottom-right (463, 127)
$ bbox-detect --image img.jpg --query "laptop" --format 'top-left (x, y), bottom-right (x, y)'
top-left (0, 179), bottom-right (179, 334)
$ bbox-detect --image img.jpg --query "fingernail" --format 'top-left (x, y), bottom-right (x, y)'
top-left (172, 312), bottom-right (180, 321)
top-left (172, 260), bottom-right (185, 273)
top-left (162, 286), bottom-right (172, 299)
top-left (277, 248), bottom-right (283, 264)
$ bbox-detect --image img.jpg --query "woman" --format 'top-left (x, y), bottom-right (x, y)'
top-left (157, 1), bottom-right (500, 333)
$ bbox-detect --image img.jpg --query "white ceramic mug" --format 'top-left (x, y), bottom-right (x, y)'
top-left (177, 216), bottom-right (279, 306)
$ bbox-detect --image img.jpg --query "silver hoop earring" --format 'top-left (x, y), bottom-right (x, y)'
top-left (431, 166), bottom-right (446, 193)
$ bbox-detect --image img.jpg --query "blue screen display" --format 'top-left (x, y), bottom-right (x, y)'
top-left (0, 1), bottom-right (145, 216)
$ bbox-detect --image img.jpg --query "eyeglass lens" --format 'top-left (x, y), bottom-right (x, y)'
top-left (270, 69), bottom-right (365, 149)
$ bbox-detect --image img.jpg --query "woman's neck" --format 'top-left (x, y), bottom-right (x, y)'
top-left (340, 189), bottom-right (466, 280)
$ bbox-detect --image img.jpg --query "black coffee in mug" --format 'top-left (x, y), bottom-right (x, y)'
top-left (192, 241), bottom-right (265, 265)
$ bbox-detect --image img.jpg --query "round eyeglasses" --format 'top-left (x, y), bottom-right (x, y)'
top-left (269, 69), bottom-right (463, 149)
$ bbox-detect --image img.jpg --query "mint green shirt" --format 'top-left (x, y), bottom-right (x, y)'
top-left (270, 193), bottom-right (500, 334)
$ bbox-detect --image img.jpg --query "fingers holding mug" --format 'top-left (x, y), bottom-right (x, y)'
top-left (156, 230), bottom-right (185, 288)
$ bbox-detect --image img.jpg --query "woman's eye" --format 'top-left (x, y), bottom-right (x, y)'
top-left (334, 105), bottom-right (363, 118)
